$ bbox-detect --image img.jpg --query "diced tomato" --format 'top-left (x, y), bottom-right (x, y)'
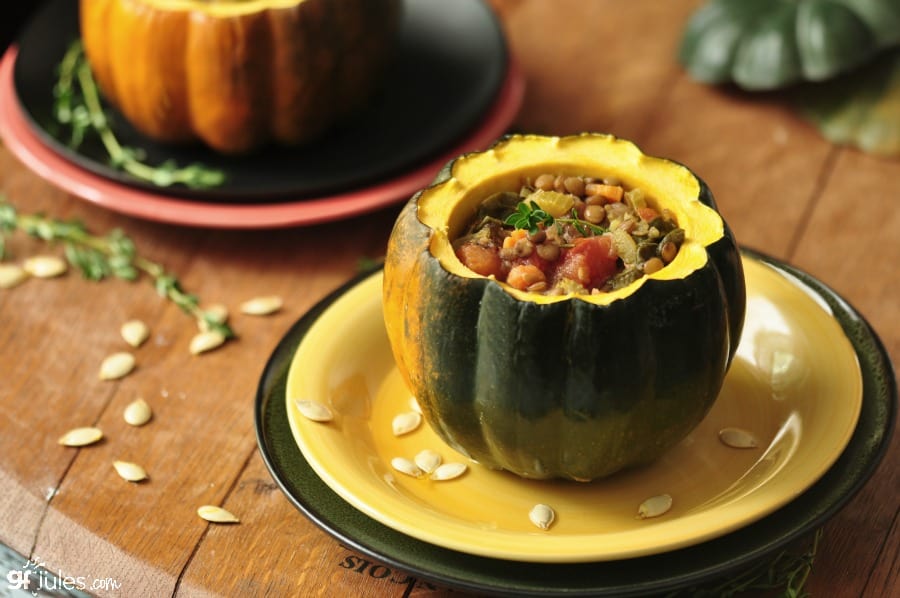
top-left (555, 235), bottom-right (618, 289)
top-left (523, 248), bottom-right (551, 272)
top-left (456, 243), bottom-right (503, 278)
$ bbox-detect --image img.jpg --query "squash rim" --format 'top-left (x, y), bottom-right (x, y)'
top-left (417, 133), bottom-right (726, 306)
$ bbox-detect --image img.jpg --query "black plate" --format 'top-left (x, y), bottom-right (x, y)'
top-left (254, 250), bottom-right (896, 596)
top-left (12, 0), bottom-right (507, 203)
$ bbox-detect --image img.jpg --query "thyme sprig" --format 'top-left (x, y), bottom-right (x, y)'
top-left (504, 200), bottom-right (607, 236)
top-left (53, 41), bottom-right (226, 189)
top-left (504, 200), bottom-right (554, 234)
top-left (0, 198), bottom-right (235, 339)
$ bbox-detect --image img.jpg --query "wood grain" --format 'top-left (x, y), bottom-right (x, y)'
top-left (0, 0), bottom-right (896, 596)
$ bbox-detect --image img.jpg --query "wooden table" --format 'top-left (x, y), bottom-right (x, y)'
top-left (0, 1), bottom-right (896, 596)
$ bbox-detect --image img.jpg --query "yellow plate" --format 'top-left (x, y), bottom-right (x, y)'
top-left (285, 256), bottom-right (862, 563)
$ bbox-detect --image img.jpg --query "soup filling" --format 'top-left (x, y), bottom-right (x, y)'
top-left (453, 173), bottom-right (685, 294)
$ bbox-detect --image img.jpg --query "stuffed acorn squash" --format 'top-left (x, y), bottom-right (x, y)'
top-left (79, 0), bottom-right (402, 154)
top-left (383, 134), bottom-right (746, 481)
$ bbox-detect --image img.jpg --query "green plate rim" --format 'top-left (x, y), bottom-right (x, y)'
top-left (254, 248), bottom-right (896, 596)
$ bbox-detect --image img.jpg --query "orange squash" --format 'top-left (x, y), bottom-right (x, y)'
top-left (79, 0), bottom-right (402, 154)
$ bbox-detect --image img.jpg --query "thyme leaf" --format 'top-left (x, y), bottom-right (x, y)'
top-left (53, 41), bottom-right (226, 190)
top-left (504, 200), bottom-right (607, 236)
top-left (564, 208), bottom-right (606, 236)
top-left (0, 197), bottom-right (235, 339)
top-left (504, 200), bottom-right (555, 234)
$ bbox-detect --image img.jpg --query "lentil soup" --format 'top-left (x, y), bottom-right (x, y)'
top-left (453, 174), bottom-right (686, 294)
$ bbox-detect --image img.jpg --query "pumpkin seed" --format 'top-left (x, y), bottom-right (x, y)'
top-left (120, 319), bottom-right (150, 347)
top-left (718, 427), bottom-right (759, 449)
top-left (414, 449), bottom-right (442, 474)
top-left (240, 295), bottom-right (283, 316)
top-left (430, 462), bottom-right (467, 481)
top-left (197, 505), bottom-right (239, 523)
top-left (392, 411), bottom-right (422, 436)
top-left (295, 399), bottom-right (334, 422)
top-left (189, 330), bottom-right (225, 355)
top-left (0, 263), bottom-right (27, 289)
top-left (99, 352), bottom-right (136, 380)
top-left (58, 426), bottom-right (103, 447)
top-left (113, 460), bottom-right (148, 482)
top-left (123, 398), bottom-right (152, 426)
top-left (23, 255), bottom-right (67, 278)
top-left (409, 396), bottom-right (422, 414)
top-left (390, 457), bottom-right (422, 478)
top-left (637, 493), bottom-right (673, 519)
top-left (529, 503), bottom-right (556, 530)
top-left (199, 303), bottom-right (229, 332)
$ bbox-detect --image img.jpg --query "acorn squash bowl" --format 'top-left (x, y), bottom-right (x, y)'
top-left (383, 133), bottom-right (746, 481)
top-left (79, 0), bottom-right (403, 154)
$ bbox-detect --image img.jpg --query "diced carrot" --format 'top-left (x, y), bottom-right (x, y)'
top-left (502, 228), bottom-right (528, 249)
top-left (586, 184), bottom-right (624, 202)
top-left (638, 207), bottom-right (659, 222)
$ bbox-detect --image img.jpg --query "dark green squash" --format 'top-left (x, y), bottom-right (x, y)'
top-left (793, 46), bottom-right (900, 157)
top-left (679, 0), bottom-right (900, 90)
top-left (383, 134), bottom-right (746, 481)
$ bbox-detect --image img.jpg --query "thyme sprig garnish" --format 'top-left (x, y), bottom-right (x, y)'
top-left (53, 41), bottom-right (226, 189)
top-left (0, 198), bottom-right (235, 339)
top-left (504, 200), bottom-right (607, 236)
top-left (566, 208), bottom-right (607, 237)
top-left (504, 200), bottom-right (554, 234)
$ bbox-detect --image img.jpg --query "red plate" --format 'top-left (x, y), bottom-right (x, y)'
top-left (0, 47), bottom-right (524, 229)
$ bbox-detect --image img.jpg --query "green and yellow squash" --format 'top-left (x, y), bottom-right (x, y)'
top-left (679, 0), bottom-right (900, 90)
top-left (383, 134), bottom-right (746, 481)
top-left (79, 0), bottom-right (402, 154)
